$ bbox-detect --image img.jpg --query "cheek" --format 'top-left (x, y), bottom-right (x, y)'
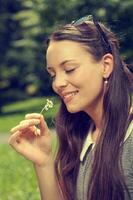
top-left (69, 73), bottom-right (83, 85)
top-left (82, 71), bottom-right (103, 92)
top-left (88, 78), bottom-right (104, 98)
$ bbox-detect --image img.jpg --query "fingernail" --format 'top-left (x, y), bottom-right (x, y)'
top-left (10, 127), bottom-right (15, 133)
top-left (34, 119), bottom-right (40, 125)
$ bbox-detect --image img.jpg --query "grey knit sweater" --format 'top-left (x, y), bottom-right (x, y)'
top-left (76, 121), bottom-right (133, 200)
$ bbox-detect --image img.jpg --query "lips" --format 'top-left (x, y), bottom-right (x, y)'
top-left (61, 91), bottom-right (79, 103)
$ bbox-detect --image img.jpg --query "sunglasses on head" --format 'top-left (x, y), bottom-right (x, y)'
top-left (71, 15), bottom-right (112, 53)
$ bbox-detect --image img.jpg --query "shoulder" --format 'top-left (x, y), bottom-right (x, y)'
top-left (126, 119), bottom-right (133, 144)
top-left (122, 120), bottom-right (133, 168)
top-left (122, 121), bottom-right (133, 197)
top-left (123, 120), bottom-right (133, 151)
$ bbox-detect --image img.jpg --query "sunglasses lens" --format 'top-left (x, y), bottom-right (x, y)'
top-left (71, 15), bottom-right (112, 53)
top-left (71, 15), bottom-right (93, 25)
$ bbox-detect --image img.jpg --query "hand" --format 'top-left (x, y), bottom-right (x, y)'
top-left (8, 113), bottom-right (53, 167)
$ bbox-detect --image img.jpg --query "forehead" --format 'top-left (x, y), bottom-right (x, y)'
top-left (46, 40), bottom-right (92, 66)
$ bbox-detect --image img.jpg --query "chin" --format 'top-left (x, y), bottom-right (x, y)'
top-left (66, 105), bottom-right (82, 113)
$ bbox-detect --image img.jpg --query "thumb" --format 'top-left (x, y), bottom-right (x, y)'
top-left (39, 114), bottom-right (49, 135)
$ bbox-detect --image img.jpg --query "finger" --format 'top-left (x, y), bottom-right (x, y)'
top-left (26, 126), bottom-right (40, 136)
top-left (20, 119), bottom-right (40, 126)
top-left (29, 126), bottom-right (41, 136)
top-left (19, 126), bottom-right (39, 136)
top-left (10, 124), bottom-right (28, 133)
top-left (20, 125), bottom-right (41, 137)
top-left (39, 114), bottom-right (49, 136)
top-left (9, 127), bottom-right (37, 146)
top-left (25, 113), bottom-right (49, 135)
top-left (11, 119), bottom-right (40, 133)
top-left (25, 113), bottom-right (49, 136)
top-left (8, 130), bottom-right (21, 145)
top-left (8, 130), bottom-right (29, 153)
top-left (25, 113), bottom-right (42, 119)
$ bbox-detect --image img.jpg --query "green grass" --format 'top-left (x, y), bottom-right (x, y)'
top-left (0, 97), bottom-right (59, 199)
top-left (0, 96), bottom-right (59, 133)
top-left (0, 144), bottom-right (40, 200)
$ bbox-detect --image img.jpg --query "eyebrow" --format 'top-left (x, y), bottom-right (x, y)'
top-left (47, 59), bottom-right (76, 70)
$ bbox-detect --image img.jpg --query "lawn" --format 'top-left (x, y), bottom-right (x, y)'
top-left (0, 96), bottom-right (59, 133)
top-left (0, 97), bottom-right (60, 199)
top-left (0, 144), bottom-right (40, 200)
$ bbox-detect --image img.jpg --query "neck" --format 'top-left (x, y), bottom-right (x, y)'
top-left (85, 98), bottom-right (104, 141)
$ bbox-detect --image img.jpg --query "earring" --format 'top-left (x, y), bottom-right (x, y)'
top-left (104, 78), bottom-right (108, 84)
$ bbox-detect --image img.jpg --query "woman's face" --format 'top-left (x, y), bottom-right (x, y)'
top-left (46, 40), bottom-right (104, 114)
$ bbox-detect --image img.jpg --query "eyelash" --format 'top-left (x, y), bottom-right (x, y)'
top-left (65, 68), bottom-right (75, 74)
top-left (49, 68), bottom-right (75, 80)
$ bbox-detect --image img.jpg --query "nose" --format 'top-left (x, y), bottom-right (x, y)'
top-left (52, 73), bottom-right (68, 93)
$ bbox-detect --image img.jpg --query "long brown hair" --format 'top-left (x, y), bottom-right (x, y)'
top-left (47, 20), bottom-right (132, 200)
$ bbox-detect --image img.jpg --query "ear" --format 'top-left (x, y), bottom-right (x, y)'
top-left (101, 53), bottom-right (114, 79)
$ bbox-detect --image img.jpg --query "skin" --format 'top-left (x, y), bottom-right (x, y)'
top-left (8, 40), bottom-right (113, 200)
top-left (46, 40), bottom-right (113, 132)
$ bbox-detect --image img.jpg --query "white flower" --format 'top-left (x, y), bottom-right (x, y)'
top-left (35, 99), bottom-right (54, 136)
top-left (40, 99), bottom-right (54, 114)
top-left (46, 99), bottom-right (54, 108)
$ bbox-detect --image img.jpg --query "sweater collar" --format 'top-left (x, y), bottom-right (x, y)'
top-left (80, 121), bottom-right (133, 162)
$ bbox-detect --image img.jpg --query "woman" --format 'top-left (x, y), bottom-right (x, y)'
top-left (9, 15), bottom-right (133, 200)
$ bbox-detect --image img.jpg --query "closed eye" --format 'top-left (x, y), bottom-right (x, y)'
top-left (46, 69), bottom-right (56, 80)
top-left (65, 68), bottom-right (75, 73)
top-left (50, 74), bottom-right (56, 80)
top-left (47, 71), bottom-right (56, 81)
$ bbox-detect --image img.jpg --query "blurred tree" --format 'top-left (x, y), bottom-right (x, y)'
top-left (0, 0), bottom-right (132, 112)
top-left (67, 0), bottom-right (133, 61)
top-left (0, 0), bottom-right (23, 112)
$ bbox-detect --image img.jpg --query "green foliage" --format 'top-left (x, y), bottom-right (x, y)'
top-left (0, 144), bottom-right (40, 200)
top-left (0, 0), bottom-right (133, 110)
